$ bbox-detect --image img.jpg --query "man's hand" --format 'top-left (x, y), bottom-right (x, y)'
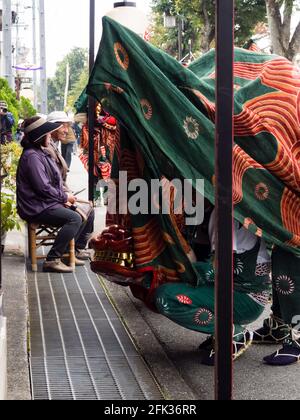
top-left (67, 193), bottom-right (77, 204)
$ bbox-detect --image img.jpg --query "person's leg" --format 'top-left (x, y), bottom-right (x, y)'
top-left (61, 143), bottom-right (73, 168)
top-left (264, 247), bottom-right (300, 365)
top-left (66, 143), bottom-right (73, 168)
top-left (61, 143), bottom-right (67, 162)
top-left (33, 207), bottom-right (83, 260)
top-left (253, 281), bottom-right (289, 344)
top-left (75, 209), bottom-right (95, 258)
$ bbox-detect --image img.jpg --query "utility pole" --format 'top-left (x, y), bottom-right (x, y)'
top-left (39, 0), bottom-right (47, 114)
top-left (88, 0), bottom-right (95, 202)
top-left (178, 17), bottom-right (183, 62)
top-left (2, 0), bottom-right (14, 89)
top-left (63, 62), bottom-right (70, 110)
top-left (215, 0), bottom-right (234, 401)
top-left (32, 0), bottom-right (38, 109)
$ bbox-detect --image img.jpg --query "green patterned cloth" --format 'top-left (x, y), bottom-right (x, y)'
top-left (271, 247), bottom-right (300, 325)
top-left (87, 17), bottom-right (300, 295)
top-left (155, 283), bottom-right (264, 335)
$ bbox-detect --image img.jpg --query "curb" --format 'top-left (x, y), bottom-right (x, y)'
top-left (2, 229), bottom-right (31, 401)
top-left (0, 309), bottom-right (7, 401)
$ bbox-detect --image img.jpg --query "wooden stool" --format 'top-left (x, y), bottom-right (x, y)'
top-left (28, 224), bottom-right (76, 272)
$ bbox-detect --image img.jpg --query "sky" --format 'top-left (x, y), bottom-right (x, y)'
top-left (7, 0), bottom-right (299, 79)
top-left (44, 0), bottom-right (152, 77)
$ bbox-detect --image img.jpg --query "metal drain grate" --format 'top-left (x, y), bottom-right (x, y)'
top-left (27, 263), bottom-right (163, 400)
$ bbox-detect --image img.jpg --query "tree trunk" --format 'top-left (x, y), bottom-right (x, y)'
top-left (287, 21), bottom-right (300, 62)
top-left (266, 0), bottom-right (286, 56)
top-left (200, 0), bottom-right (215, 52)
top-left (265, 0), bottom-right (299, 61)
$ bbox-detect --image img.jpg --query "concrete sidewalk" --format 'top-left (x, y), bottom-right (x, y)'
top-left (2, 230), bottom-right (31, 400)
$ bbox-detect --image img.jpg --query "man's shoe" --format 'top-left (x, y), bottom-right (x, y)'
top-left (263, 338), bottom-right (300, 366)
top-left (252, 316), bottom-right (290, 345)
top-left (43, 259), bottom-right (74, 273)
top-left (198, 335), bottom-right (214, 352)
top-left (201, 330), bottom-right (253, 366)
top-left (76, 249), bottom-right (92, 260)
top-left (62, 257), bottom-right (86, 267)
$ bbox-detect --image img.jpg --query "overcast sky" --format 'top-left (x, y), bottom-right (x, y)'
top-left (44, 0), bottom-right (151, 76)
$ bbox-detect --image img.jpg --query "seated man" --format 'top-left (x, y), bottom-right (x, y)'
top-left (47, 111), bottom-right (75, 169)
top-left (46, 111), bottom-right (94, 260)
top-left (17, 116), bottom-right (90, 273)
top-left (154, 209), bottom-right (271, 365)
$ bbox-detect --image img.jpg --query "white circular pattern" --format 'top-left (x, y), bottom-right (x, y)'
top-left (206, 269), bottom-right (215, 283)
top-left (183, 116), bottom-right (200, 140)
top-left (276, 275), bottom-right (296, 296)
top-left (234, 258), bottom-right (244, 275)
top-left (194, 308), bottom-right (214, 326)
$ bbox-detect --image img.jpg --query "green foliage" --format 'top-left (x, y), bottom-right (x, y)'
top-left (18, 96), bottom-right (36, 119)
top-left (1, 143), bottom-right (22, 192)
top-left (150, 0), bottom-right (267, 56)
top-left (0, 77), bottom-right (19, 130)
top-left (0, 77), bottom-right (37, 128)
top-left (1, 143), bottom-right (22, 233)
top-left (47, 48), bottom-right (88, 112)
top-left (67, 66), bottom-right (89, 111)
top-left (1, 192), bottom-right (21, 233)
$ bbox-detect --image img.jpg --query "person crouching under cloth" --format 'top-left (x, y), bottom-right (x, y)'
top-left (154, 209), bottom-right (271, 366)
top-left (16, 116), bottom-right (90, 273)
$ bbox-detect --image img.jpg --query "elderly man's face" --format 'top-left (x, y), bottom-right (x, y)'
top-left (52, 123), bottom-right (69, 142)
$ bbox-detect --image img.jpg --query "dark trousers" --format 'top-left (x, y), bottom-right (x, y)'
top-left (76, 208), bottom-right (95, 249)
top-left (61, 143), bottom-right (74, 168)
top-left (32, 207), bottom-right (94, 260)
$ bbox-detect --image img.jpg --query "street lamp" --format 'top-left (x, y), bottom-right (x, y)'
top-left (105, 1), bottom-right (148, 37)
top-left (163, 12), bottom-right (183, 61)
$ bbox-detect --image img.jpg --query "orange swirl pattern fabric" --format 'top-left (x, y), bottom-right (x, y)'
top-left (87, 17), bottom-right (300, 292)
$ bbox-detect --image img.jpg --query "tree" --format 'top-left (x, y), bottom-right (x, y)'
top-left (67, 66), bottom-right (89, 111)
top-left (0, 78), bottom-right (19, 129)
top-left (18, 97), bottom-right (36, 119)
top-left (150, 0), bottom-right (267, 56)
top-left (0, 77), bottom-right (37, 127)
top-left (266, 0), bottom-right (300, 61)
top-left (47, 47), bottom-right (88, 112)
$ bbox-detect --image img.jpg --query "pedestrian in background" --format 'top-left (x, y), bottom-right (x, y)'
top-left (0, 100), bottom-right (15, 144)
top-left (15, 119), bottom-right (24, 143)
top-left (72, 122), bottom-right (82, 155)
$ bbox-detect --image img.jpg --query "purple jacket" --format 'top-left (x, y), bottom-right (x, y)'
top-left (16, 147), bottom-right (68, 221)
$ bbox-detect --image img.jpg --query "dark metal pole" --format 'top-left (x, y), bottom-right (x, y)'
top-left (178, 17), bottom-right (183, 61)
top-left (215, 0), bottom-right (234, 400)
top-left (88, 0), bottom-right (96, 202)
